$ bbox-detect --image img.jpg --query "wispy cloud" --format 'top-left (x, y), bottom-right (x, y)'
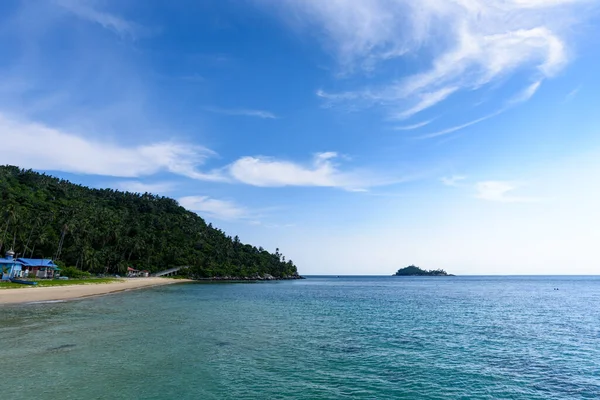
top-left (564, 85), bottom-right (582, 103)
top-left (509, 81), bottom-right (543, 105)
top-left (417, 80), bottom-right (540, 139)
top-left (0, 113), bottom-right (226, 181)
top-left (2, 113), bottom-right (401, 191)
top-left (393, 120), bottom-right (433, 131)
top-left (475, 181), bottom-right (538, 203)
top-left (263, 0), bottom-right (593, 118)
top-left (227, 152), bottom-right (400, 191)
top-left (113, 181), bottom-right (175, 194)
top-left (391, 87), bottom-right (458, 120)
top-left (204, 107), bottom-right (278, 119)
top-left (418, 110), bottom-right (504, 139)
top-left (178, 196), bottom-right (250, 221)
top-left (56, 0), bottom-right (142, 38)
top-left (441, 175), bottom-right (467, 187)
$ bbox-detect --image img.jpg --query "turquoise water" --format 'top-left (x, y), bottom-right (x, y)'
top-left (1, 276), bottom-right (599, 399)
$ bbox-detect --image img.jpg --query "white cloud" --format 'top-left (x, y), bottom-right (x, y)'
top-left (391, 87), bottom-right (458, 120)
top-left (441, 175), bottom-right (467, 187)
top-left (2, 112), bottom-right (404, 191)
top-left (264, 0), bottom-right (592, 117)
top-left (204, 107), bottom-right (277, 119)
top-left (227, 152), bottom-right (391, 190)
top-left (113, 181), bottom-right (175, 194)
top-left (417, 80), bottom-right (538, 139)
top-left (564, 85), bottom-right (582, 103)
top-left (509, 80), bottom-right (543, 104)
top-left (475, 181), bottom-right (538, 202)
top-left (0, 113), bottom-right (226, 181)
top-left (419, 110), bottom-right (504, 139)
top-left (178, 196), bottom-right (249, 221)
top-left (393, 120), bottom-right (433, 131)
top-left (2, 113), bottom-right (400, 191)
top-left (56, 0), bottom-right (141, 38)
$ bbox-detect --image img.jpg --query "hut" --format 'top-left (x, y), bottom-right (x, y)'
top-left (127, 267), bottom-right (149, 277)
top-left (0, 250), bottom-right (22, 280)
top-left (16, 258), bottom-right (60, 279)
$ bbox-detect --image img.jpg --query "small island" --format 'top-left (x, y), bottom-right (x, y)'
top-left (394, 265), bottom-right (454, 276)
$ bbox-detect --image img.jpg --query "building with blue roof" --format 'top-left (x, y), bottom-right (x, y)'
top-left (16, 258), bottom-right (60, 279)
top-left (0, 250), bottom-right (60, 280)
top-left (1, 250), bottom-right (23, 280)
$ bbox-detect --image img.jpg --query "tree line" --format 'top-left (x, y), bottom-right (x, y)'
top-left (0, 166), bottom-right (299, 279)
top-left (394, 265), bottom-right (451, 276)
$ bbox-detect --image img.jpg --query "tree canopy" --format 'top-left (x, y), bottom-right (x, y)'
top-left (0, 166), bottom-right (299, 279)
top-left (394, 265), bottom-right (451, 276)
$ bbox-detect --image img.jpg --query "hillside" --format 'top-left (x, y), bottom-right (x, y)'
top-left (0, 166), bottom-right (299, 279)
top-left (394, 265), bottom-right (452, 276)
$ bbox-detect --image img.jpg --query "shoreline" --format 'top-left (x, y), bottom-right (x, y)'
top-left (0, 278), bottom-right (191, 305)
top-left (192, 275), bottom-right (305, 281)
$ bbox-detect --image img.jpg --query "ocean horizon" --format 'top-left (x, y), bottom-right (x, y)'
top-left (1, 275), bottom-right (599, 399)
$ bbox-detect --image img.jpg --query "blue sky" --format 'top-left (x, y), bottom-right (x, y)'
top-left (2, 0), bottom-right (600, 275)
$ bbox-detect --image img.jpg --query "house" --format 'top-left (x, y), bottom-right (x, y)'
top-left (1, 250), bottom-right (23, 280)
top-left (16, 258), bottom-right (60, 279)
top-left (127, 267), bottom-right (149, 277)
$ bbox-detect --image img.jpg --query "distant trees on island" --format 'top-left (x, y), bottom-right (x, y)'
top-left (0, 166), bottom-right (300, 279)
top-left (394, 265), bottom-right (453, 276)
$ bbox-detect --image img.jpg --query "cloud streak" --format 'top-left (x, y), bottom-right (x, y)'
top-left (178, 196), bottom-right (250, 221)
top-left (264, 0), bottom-right (593, 120)
top-left (393, 120), bottom-right (433, 131)
top-left (204, 107), bottom-right (278, 119)
top-left (441, 175), bottom-right (467, 187)
top-left (564, 85), bottom-right (582, 103)
top-left (475, 181), bottom-right (538, 203)
top-left (228, 152), bottom-right (397, 191)
top-left (2, 113), bottom-right (398, 191)
top-left (0, 113), bottom-right (225, 181)
top-left (509, 81), bottom-right (543, 104)
top-left (56, 0), bottom-right (142, 38)
top-left (418, 110), bottom-right (505, 139)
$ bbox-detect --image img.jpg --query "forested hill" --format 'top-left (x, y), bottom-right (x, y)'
top-left (0, 166), bottom-right (299, 279)
top-left (394, 265), bottom-right (452, 276)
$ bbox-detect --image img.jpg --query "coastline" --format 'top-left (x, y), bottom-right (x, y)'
top-left (192, 275), bottom-right (305, 281)
top-left (0, 277), bottom-right (191, 305)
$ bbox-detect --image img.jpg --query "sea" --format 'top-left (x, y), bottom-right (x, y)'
top-left (1, 276), bottom-right (599, 399)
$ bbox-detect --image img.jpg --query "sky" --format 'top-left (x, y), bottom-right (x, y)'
top-left (1, 0), bottom-right (600, 275)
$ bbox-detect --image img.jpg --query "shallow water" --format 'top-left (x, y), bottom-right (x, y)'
top-left (1, 276), bottom-right (599, 399)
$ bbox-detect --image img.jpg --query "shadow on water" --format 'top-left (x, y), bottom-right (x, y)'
top-left (46, 343), bottom-right (77, 352)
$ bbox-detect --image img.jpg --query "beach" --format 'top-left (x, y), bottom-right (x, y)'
top-left (0, 277), bottom-right (188, 305)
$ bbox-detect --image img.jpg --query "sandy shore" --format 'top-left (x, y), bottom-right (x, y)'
top-left (0, 278), bottom-right (190, 305)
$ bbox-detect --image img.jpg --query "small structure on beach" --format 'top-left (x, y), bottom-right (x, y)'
top-left (0, 251), bottom-right (60, 280)
top-left (1, 250), bottom-right (22, 281)
top-left (127, 267), bottom-right (149, 277)
top-left (16, 258), bottom-right (60, 279)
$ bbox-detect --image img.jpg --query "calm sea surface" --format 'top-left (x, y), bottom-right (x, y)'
top-left (1, 276), bottom-right (599, 399)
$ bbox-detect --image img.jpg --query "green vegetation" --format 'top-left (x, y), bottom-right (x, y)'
top-left (0, 281), bottom-right (25, 289)
top-left (0, 278), bottom-right (120, 289)
top-left (32, 278), bottom-right (121, 287)
top-left (0, 166), bottom-right (299, 279)
top-left (394, 265), bottom-right (452, 276)
top-left (60, 266), bottom-right (92, 279)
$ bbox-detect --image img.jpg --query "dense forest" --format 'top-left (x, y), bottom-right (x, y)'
top-left (394, 265), bottom-right (452, 276)
top-left (0, 166), bottom-right (300, 279)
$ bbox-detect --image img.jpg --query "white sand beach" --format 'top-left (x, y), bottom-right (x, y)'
top-left (0, 278), bottom-right (189, 305)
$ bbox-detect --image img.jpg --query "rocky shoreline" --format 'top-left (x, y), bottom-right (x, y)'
top-left (190, 274), bottom-right (305, 282)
